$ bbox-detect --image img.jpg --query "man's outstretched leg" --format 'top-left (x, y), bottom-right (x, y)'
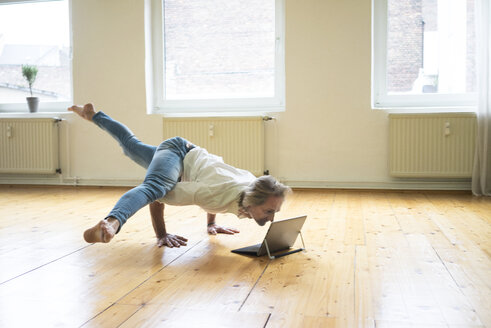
top-left (69, 103), bottom-right (154, 244)
top-left (83, 217), bottom-right (120, 243)
top-left (70, 103), bottom-right (117, 243)
top-left (69, 103), bottom-right (156, 168)
top-left (68, 104), bottom-right (191, 244)
top-left (79, 139), bottom-right (189, 244)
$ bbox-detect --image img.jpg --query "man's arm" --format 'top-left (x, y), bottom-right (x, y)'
top-left (149, 201), bottom-right (188, 247)
top-left (150, 201), bottom-right (166, 238)
top-left (207, 213), bottom-right (216, 226)
top-left (206, 213), bottom-right (240, 235)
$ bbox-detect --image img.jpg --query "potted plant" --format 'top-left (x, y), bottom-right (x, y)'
top-left (22, 64), bottom-right (39, 113)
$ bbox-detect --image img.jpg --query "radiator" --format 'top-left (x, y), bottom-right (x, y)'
top-left (163, 117), bottom-right (264, 176)
top-left (389, 113), bottom-right (476, 178)
top-left (0, 118), bottom-right (60, 174)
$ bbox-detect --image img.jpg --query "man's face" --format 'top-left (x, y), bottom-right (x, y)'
top-left (247, 196), bottom-right (284, 226)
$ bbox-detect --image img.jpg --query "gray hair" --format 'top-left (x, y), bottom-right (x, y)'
top-left (240, 175), bottom-right (291, 208)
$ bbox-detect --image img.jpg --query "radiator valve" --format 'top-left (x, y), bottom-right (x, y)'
top-left (7, 125), bottom-right (12, 138)
top-left (444, 122), bottom-right (451, 136)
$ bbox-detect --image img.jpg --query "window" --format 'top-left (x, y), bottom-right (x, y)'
top-left (372, 0), bottom-right (477, 109)
top-left (146, 0), bottom-right (285, 115)
top-left (0, 0), bottom-right (72, 111)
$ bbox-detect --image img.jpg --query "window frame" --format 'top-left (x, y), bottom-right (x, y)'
top-left (145, 0), bottom-right (285, 116)
top-left (0, 0), bottom-right (73, 113)
top-left (371, 0), bottom-right (477, 111)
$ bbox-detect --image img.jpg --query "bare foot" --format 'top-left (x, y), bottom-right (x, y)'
top-left (68, 103), bottom-right (96, 121)
top-left (83, 218), bottom-right (120, 243)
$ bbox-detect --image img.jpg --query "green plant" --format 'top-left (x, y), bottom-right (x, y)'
top-left (22, 64), bottom-right (38, 97)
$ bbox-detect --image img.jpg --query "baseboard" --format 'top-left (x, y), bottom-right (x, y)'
top-left (282, 179), bottom-right (472, 191)
top-left (0, 176), bottom-right (472, 191)
top-left (0, 176), bottom-right (141, 187)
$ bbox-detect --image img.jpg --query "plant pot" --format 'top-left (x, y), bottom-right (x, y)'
top-left (26, 97), bottom-right (39, 113)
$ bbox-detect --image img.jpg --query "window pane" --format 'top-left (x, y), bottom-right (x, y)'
top-left (163, 0), bottom-right (275, 100)
top-left (0, 1), bottom-right (71, 103)
top-left (386, 0), bottom-right (476, 95)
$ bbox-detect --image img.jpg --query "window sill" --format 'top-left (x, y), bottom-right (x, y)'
top-left (0, 101), bottom-right (72, 113)
top-left (0, 111), bottom-right (72, 119)
top-left (151, 105), bottom-right (284, 118)
top-left (372, 106), bottom-right (477, 114)
top-left (155, 111), bottom-right (274, 118)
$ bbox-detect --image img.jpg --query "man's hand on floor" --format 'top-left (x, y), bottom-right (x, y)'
top-left (207, 223), bottom-right (240, 235)
top-left (157, 233), bottom-right (188, 248)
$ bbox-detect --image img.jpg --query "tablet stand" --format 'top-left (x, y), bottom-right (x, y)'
top-left (263, 231), bottom-right (306, 260)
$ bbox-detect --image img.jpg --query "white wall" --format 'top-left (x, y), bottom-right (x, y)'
top-left (48, 0), bottom-right (468, 189)
top-left (271, 0), bottom-right (390, 187)
top-left (68, 0), bottom-right (160, 183)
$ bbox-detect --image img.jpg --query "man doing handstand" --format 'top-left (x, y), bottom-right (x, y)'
top-left (69, 104), bottom-right (290, 248)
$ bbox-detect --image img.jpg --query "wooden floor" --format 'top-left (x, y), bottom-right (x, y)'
top-left (0, 186), bottom-right (490, 328)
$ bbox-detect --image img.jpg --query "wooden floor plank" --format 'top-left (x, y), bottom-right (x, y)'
top-left (81, 304), bottom-right (142, 328)
top-left (265, 312), bottom-right (341, 328)
top-left (119, 306), bottom-right (270, 328)
top-left (355, 245), bottom-right (376, 328)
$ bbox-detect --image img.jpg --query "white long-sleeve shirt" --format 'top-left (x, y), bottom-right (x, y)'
top-left (160, 147), bottom-right (256, 215)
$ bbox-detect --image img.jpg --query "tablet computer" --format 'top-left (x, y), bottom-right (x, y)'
top-left (231, 215), bottom-right (307, 259)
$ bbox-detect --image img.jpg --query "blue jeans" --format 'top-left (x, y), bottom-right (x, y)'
top-left (92, 111), bottom-right (194, 232)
